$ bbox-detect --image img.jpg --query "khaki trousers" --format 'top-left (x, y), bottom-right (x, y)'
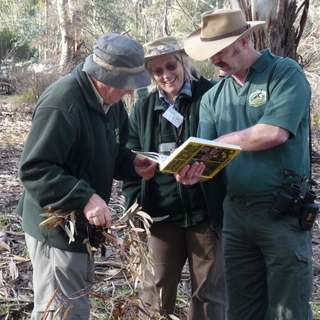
top-left (140, 220), bottom-right (226, 320)
top-left (26, 234), bottom-right (95, 320)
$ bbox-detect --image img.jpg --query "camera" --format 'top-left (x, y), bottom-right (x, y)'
top-left (269, 184), bottom-right (301, 220)
top-left (89, 225), bottom-right (106, 252)
top-left (270, 184), bottom-right (319, 231)
top-left (299, 190), bottom-right (319, 231)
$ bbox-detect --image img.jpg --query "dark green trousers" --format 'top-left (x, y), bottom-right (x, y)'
top-left (223, 192), bottom-right (313, 320)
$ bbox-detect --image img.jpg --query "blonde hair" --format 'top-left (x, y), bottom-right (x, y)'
top-left (145, 52), bottom-right (201, 93)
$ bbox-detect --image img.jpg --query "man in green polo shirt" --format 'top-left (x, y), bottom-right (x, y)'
top-left (184, 8), bottom-right (315, 320)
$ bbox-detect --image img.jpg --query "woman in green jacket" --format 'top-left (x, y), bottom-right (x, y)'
top-left (122, 37), bottom-right (226, 319)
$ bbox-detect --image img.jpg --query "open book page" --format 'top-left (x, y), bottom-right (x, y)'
top-left (131, 150), bottom-right (168, 164)
top-left (131, 137), bottom-right (241, 179)
top-left (160, 137), bottom-right (242, 178)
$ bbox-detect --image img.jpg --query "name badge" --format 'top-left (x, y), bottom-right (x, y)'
top-left (163, 106), bottom-right (183, 128)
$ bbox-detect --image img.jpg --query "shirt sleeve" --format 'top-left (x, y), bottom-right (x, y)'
top-left (121, 102), bottom-right (143, 209)
top-left (257, 59), bottom-right (311, 136)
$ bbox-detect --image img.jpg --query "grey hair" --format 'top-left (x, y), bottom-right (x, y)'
top-left (145, 52), bottom-right (201, 93)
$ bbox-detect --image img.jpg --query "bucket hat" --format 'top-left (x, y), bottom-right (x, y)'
top-left (144, 36), bottom-right (185, 61)
top-left (184, 9), bottom-right (266, 61)
top-left (83, 33), bottom-right (151, 90)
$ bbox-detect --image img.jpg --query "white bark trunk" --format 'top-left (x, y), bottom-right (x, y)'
top-left (230, 0), bottom-right (309, 59)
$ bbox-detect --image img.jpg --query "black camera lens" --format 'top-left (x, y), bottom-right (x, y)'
top-left (288, 184), bottom-right (301, 197)
top-left (269, 191), bottom-right (294, 220)
top-left (304, 190), bottom-right (317, 203)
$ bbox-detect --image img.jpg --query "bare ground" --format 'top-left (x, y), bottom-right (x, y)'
top-left (0, 95), bottom-right (320, 319)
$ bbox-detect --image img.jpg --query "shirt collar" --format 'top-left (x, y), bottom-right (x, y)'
top-left (86, 73), bottom-right (112, 113)
top-left (159, 81), bottom-right (192, 107)
top-left (251, 49), bottom-right (275, 73)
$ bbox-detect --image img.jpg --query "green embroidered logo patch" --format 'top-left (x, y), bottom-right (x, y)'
top-left (249, 90), bottom-right (267, 107)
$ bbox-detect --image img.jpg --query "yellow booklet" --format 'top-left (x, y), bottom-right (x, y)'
top-left (132, 136), bottom-right (242, 178)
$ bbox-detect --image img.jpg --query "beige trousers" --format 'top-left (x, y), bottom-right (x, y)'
top-left (25, 234), bottom-right (95, 320)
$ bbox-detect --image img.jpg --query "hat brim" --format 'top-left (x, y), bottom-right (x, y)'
top-left (184, 21), bottom-right (266, 61)
top-left (144, 48), bottom-right (185, 61)
top-left (83, 55), bottom-right (151, 90)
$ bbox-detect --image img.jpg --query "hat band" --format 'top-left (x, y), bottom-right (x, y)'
top-left (93, 54), bottom-right (145, 74)
top-left (200, 24), bottom-right (250, 42)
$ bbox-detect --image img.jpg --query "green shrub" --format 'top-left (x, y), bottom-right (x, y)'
top-left (18, 89), bottom-right (36, 106)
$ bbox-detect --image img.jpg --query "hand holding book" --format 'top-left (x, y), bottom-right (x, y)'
top-left (174, 160), bottom-right (206, 185)
top-left (132, 136), bottom-right (242, 179)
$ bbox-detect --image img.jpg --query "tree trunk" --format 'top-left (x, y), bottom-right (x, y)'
top-left (230, 0), bottom-right (309, 60)
top-left (57, 0), bottom-right (83, 69)
top-left (163, 0), bottom-right (170, 36)
top-left (57, 0), bottom-right (71, 68)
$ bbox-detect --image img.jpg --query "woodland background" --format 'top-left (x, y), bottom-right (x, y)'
top-left (2, 0), bottom-right (320, 319)
top-left (1, 0), bottom-right (320, 105)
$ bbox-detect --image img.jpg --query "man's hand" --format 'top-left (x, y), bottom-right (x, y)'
top-left (174, 161), bottom-right (205, 185)
top-left (83, 193), bottom-right (112, 227)
top-left (134, 155), bottom-right (157, 180)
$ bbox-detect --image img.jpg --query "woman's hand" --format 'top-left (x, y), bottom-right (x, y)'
top-left (134, 155), bottom-right (157, 180)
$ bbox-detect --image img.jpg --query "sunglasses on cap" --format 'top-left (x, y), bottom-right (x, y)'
top-left (151, 60), bottom-right (179, 77)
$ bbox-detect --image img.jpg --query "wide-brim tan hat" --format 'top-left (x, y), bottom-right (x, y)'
top-left (144, 36), bottom-right (185, 61)
top-left (184, 9), bottom-right (266, 61)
